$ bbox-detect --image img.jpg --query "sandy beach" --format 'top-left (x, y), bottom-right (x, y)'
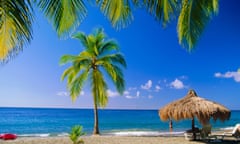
top-left (1, 135), bottom-right (239, 144)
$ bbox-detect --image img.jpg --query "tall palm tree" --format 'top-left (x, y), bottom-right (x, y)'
top-left (0, 0), bottom-right (219, 61)
top-left (60, 28), bottom-right (126, 134)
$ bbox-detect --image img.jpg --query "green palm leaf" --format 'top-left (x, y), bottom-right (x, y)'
top-left (99, 53), bottom-right (127, 68)
top-left (96, 0), bottom-right (133, 29)
top-left (91, 69), bottom-right (108, 107)
top-left (0, 0), bottom-right (33, 61)
top-left (37, 0), bottom-right (87, 38)
top-left (99, 41), bottom-right (119, 56)
top-left (59, 55), bottom-right (78, 65)
top-left (177, 0), bottom-right (218, 50)
top-left (69, 70), bottom-right (89, 101)
top-left (142, 0), bottom-right (178, 26)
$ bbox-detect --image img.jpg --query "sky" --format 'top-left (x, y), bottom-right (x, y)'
top-left (0, 1), bottom-right (240, 110)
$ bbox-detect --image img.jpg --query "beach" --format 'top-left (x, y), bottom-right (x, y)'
top-left (0, 108), bottom-right (239, 144)
top-left (1, 135), bottom-right (239, 144)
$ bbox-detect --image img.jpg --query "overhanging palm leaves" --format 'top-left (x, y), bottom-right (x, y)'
top-left (38, 0), bottom-right (219, 50)
top-left (96, 0), bottom-right (133, 29)
top-left (60, 28), bottom-right (126, 134)
top-left (37, 0), bottom-right (87, 38)
top-left (0, 0), bottom-right (220, 61)
top-left (177, 0), bottom-right (218, 50)
top-left (136, 0), bottom-right (178, 26)
top-left (0, 0), bottom-right (33, 61)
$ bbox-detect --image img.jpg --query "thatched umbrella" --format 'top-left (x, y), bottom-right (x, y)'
top-left (159, 89), bottom-right (231, 140)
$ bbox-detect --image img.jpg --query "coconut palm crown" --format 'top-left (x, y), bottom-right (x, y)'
top-left (60, 28), bottom-right (126, 134)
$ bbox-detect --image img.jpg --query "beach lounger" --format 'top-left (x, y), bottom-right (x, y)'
top-left (204, 124), bottom-right (240, 142)
top-left (184, 127), bottom-right (201, 140)
top-left (220, 124), bottom-right (240, 141)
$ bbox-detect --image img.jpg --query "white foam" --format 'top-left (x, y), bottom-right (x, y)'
top-left (220, 127), bottom-right (234, 131)
top-left (57, 133), bottom-right (69, 137)
top-left (19, 133), bottom-right (50, 137)
top-left (110, 131), bottom-right (184, 137)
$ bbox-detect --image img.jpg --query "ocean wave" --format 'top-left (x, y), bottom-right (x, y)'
top-left (109, 131), bottom-right (184, 137)
top-left (18, 133), bottom-right (69, 137)
top-left (219, 127), bottom-right (234, 131)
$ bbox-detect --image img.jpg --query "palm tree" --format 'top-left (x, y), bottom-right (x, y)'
top-left (0, 0), bottom-right (219, 61)
top-left (60, 28), bottom-right (126, 134)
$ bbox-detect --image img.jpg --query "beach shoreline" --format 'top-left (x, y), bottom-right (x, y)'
top-left (1, 133), bottom-right (239, 144)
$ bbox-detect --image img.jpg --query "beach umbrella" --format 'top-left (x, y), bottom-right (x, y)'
top-left (159, 89), bottom-right (231, 139)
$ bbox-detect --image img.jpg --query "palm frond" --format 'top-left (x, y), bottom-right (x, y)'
top-left (72, 31), bottom-right (94, 52)
top-left (61, 66), bottom-right (74, 81)
top-left (97, 0), bottom-right (133, 29)
top-left (115, 74), bottom-right (125, 94)
top-left (98, 53), bottom-right (127, 68)
top-left (72, 59), bottom-right (91, 71)
top-left (91, 69), bottom-right (108, 107)
top-left (37, 0), bottom-right (87, 38)
top-left (69, 69), bottom-right (89, 102)
top-left (177, 0), bottom-right (219, 50)
top-left (59, 55), bottom-right (78, 65)
top-left (99, 40), bottom-right (119, 55)
top-left (0, 0), bottom-right (33, 62)
top-left (142, 0), bottom-right (178, 26)
top-left (102, 63), bottom-right (124, 94)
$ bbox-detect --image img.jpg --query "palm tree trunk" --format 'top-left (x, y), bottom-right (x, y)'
top-left (93, 100), bottom-right (100, 135)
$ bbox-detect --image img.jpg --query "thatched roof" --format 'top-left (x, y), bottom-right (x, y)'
top-left (159, 90), bottom-right (231, 124)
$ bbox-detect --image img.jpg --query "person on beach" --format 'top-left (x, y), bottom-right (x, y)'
top-left (169, 120), bottom-right (173, 132)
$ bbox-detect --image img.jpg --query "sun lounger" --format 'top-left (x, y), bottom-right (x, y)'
top-left (205, 124), bottom-right (240, 142)
top-left (220, 124), bottom-right (240, 141)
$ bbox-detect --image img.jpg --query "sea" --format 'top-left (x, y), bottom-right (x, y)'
top-left (0, 107), bottom-right (239, 137)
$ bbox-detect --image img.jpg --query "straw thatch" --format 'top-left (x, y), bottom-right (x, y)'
top-left (159, 90), bottom-right (231, 125)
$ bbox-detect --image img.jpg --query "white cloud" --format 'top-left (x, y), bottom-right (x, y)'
top-left (128, 87), bottom-right (137, 91)
top-left (148, 95), bottom-right (153, 99)
top-left (214, 71), bottom-right (240, 82)
top-left (57, 91), bottom-right (68, 97)
top-left (125, 91), bottom-right (140, 99)
top-left (155, 85), bottom-right (161, 92)
top-left (107, 89), bottom-right (120, 97)
top-left (123, 91), bottom-right (130, 95)
top-left (80, 91), bottom-right (85, 96)
top-left (136, 91), bottom-right (140, 98)
top-left (179, 75), bottom-right (188, 79)
top-left (57, 91), bottom-right (85, 97)
top-left (141, 80), bottom-right (152, 90)
top-left (125, 95), bottom-right (134, 99)
top-left (170, 79), bottom-right (185, 89)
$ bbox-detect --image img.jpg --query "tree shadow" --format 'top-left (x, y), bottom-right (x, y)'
top-left (195, 139), bottom-right (240, 144)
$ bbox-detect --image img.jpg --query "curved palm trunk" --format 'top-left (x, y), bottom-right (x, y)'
top-left (93, 100), bottom-right (100, 135)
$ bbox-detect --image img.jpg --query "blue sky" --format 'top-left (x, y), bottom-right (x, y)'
top-left (0, 1), bottom-right (240, 110)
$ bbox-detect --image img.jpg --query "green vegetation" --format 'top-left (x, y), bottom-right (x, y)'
top-left (0, 0), bottom-right (219, 61)
top-left (0, 0), bottom-right (33, 62)
top-left (60, 28), bottom-right (126, 134)
top-left (69, 125), bottom-right (85, 144)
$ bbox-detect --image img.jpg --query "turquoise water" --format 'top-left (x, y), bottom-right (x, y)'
top-left (0, 107), bottom-right (238, 136)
